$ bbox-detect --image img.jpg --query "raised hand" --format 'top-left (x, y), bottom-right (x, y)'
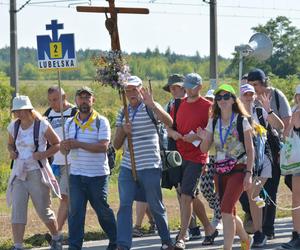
top-left (139, 87), bottom-right (155, 108)
top-left (257, 92), bottom-right (271, 112)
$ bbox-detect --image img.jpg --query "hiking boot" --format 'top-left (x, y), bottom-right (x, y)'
top-left (243, 213), bottom-right (254, 234)
top-left (281, 231), bottom-right (300, 249)
top-left (252, 231), bottom-right (267, 248)
top-left (174, 239), bottom-right (185, 250)
top-left (50, 234), bottom-right (63, 250)
top-left (161, 243), bottom-right (174, 250)
top-left (189, 226), bottom-right (202, 240)
top-left (240, 235), bottom-right (253, 250)
top-left (132, 225), bottom-right (143, 237)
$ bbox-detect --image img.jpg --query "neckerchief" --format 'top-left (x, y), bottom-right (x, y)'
top-left (73, 110), bottom-right (99, 134)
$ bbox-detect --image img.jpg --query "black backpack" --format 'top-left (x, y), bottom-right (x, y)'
top-left (10, 119), bottom-right (43, 169)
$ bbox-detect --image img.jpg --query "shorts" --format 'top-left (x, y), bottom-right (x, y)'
top-left (180, 160), bottom-right (203, 198)
top-left (11, 169), bottom-right (56, 224)
top-left (51, 164), bottom-right (69, 196)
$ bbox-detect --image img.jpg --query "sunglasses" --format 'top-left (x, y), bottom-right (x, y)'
top-left (215, 93), bottom-right (232, 101)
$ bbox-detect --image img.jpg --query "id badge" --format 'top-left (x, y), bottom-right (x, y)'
top-left (216, 151), bottom-right (226, 161)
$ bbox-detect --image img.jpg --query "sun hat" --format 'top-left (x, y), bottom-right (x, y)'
top-left (125, 76), bottom-right (142, 87)
top-left (163, 74), bottom-right (184, 92)
top-left (76, 86), bottom-right (94, 96)
top-left (240, 84), bottom-right (255, 95)
top-left (247, 68), bottom-right (266, 82)
top-left (205, 89), bottom-right (215, 99)
top-left (214, 84), bottom-right (236, 96)
top-left (183, 73), bottom-right (202, 89)
top-left (11, 95), bottom-right (34, 111)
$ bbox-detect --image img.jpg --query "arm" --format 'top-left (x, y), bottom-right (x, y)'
top-left (282, 116), bottom-right (292, 136)
top-left (113, 125), bottom-right (128, 150)
top-left (266, 111), bottom-right (284, 131)
top-left (166, 126), bottom-right (183, 141)
top-left (7, 134), bottom-right (18, 160)
top-left (243, 129), bottom-right (254, 191)
top-left (197, 128), bottom-right (213, 153)
top-left (283, 113), bottom-right (296, 138)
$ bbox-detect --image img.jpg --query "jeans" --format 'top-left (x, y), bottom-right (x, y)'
top-left (68, 174), bottom-right (117, 250)
top-left (263, 157), bottom-right (280, 236)
top-left (117, 167), bottom-right (171, 249)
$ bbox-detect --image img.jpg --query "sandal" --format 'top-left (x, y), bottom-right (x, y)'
top-left (202, 230), bottom-right (218, 245)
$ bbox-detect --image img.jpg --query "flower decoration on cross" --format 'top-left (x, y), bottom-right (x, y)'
top-left (93, 50), bottom-right (130, 89)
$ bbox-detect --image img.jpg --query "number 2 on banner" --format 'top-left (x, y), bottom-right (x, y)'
top-left (50, 42), bottom-right (62, 58)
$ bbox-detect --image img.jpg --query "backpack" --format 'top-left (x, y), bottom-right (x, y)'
top-left (10, 119), bottom-right (43, 169)
top-left (67, 115), bottom-right (116, 173)
top-left (212, 114), bottom-right (266, 176)
top-left (44, 106), bottom-right (78, 164)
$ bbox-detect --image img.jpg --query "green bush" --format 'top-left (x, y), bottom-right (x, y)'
top-left (0, 164), bottom-right (10, 193)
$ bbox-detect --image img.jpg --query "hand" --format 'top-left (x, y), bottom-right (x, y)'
top-left (32, 151), bottom-right (45, 161)
top-left (243, 173), bottom-right (252, 191)
top-left (197, 127), bottom-right (206, 140)
top-left (257, 92), bottom-right (271, 112)
top-left (9, 150), bottom-right (18, 160)
top-left (61, 139), bottom-right (79, 151)
top-left (123, 122), bottom-right (132, 135)
top-left (171, 130), bottom-right (183, 141)
top-left (139, 87), bottom-right (155, 108)
top-left (183, 133), bottom-right (197, 143)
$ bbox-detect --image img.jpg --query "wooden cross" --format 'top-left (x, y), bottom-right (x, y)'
top-left (77, 0), bottom-right (149, 181)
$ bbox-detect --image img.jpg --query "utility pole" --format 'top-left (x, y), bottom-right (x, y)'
top-left (10, 0), bottom-right (19, 97)
top-left (204, 0), bottom-right (218, 89)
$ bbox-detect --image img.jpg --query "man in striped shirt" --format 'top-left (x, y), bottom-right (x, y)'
top-left (113, 76), bottom-right (174, 250)
top-left (60, 86), bottom-right (117, 250)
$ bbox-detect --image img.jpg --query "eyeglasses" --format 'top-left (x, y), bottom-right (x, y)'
top-left (215, 93), bottom-right (232, 101)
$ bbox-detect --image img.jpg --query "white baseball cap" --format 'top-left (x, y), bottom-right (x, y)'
top-left (240, 84), bottom-right (255, 95)
top-left (125, 76), bottom-right (142, 87)
top-left (11, 95), bottom-right (34, 111)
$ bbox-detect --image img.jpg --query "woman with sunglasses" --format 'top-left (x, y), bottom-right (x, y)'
top-left (197, 84), bottom-right (254, 250)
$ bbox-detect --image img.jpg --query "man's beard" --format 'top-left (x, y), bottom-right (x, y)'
top-left (79, 104), bottom-right (91, 113)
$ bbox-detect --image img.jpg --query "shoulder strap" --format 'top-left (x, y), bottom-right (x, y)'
top-left (172, 98), bottom-right (181, 130)
top-left (70, 106), bottom-right (78, 116)
top-left (212, 117), bottom-right (218, 133)
top-left (236, 114), bottom-right (245, 145)
top-left (255, 107), bottom-right (266, 128)
top-left (145, 106), bottom-right (157, 126)
top-left (95, 115), bottom-right (101, 132)
top-left (33, 119), bottom-right (41, 152)
top-left (274, 89), bottom-right (280, 111)
top-left (13, 119), bottom-right (21, 143)
top-left (43, 107), bottom-right (52, 117)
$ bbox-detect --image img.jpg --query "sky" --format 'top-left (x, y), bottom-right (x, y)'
top-left (1, 0), bottom-right (300, 58)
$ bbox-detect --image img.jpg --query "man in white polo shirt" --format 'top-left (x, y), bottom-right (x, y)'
top-left (60, 87), bottom-right (117, 250)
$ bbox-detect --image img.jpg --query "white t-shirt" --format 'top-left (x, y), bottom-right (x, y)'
top-left (46, 107), bottom-right (75, 165)
top-left (7, 119), bottom-right (50, 171)
top-left (65, 114), bottom-right (111, 177)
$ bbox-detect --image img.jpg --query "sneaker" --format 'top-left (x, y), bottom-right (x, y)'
top-left (189, 226), bottom-right (202, 240)
top-left (174, 239), bottom-right (185, 250)
top-left (211, 216), bottom-right (223, 230)
top-left (252, 231), bottom-right (267, 248)
top-left (161, 243), bottom-right (174, 250)
top-left (175, 230), bottom-right (190, 242)
top-left (240, 235), bottom-right (253, 250)
top-left (132, 225), bottom-right (143, 237)
top-left (50, 234), bottom-right (63, 250)
top-left (148, 221), bottom-right (157, 234)
top-left (243, 213), bottom-right (254, 234)
top-left (281, 231), bottom-right (300, 249)
top-left (266, 232), bottom-right (275, 240)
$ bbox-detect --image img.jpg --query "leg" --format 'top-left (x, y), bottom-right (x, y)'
top-left (87, 175), bottom-right (117, 246)
top-left (57, 164), bottom-right (69, 231)
top-left (263, 158), bottom-right (280, 238)
top-left (140, 168), bottom-right (172, 245)
top-left (292, 176), bottom-right (300, 233)
top-left (117, 168), bottom-right (137, 249)
top-left (68, 175), bottom-right (88, 250)
top-left (135, 201), bottom-right (147, 227)
top-left (222, 213), bottom-right (235, 250)
top-left (177, 194), bottom-right (193, 241)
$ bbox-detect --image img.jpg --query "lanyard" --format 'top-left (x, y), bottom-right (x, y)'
top-left (128, 102), bottom-right (144, 122)
top-left (219, 112), bottom-right (235, 149)
top-left (74, 113), bottom-right (92, 139)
